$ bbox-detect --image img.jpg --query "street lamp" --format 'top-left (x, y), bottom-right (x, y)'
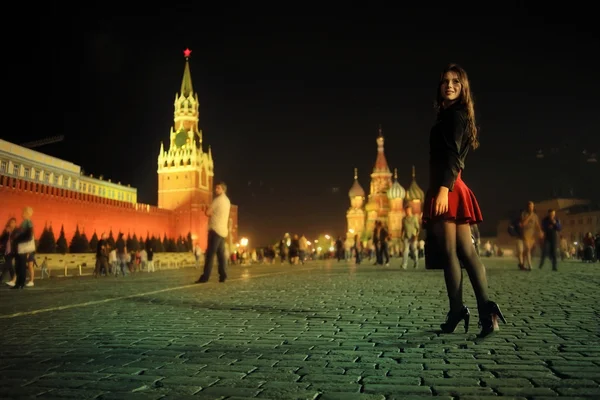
top-left (240, 237), bottom-right (248, 247)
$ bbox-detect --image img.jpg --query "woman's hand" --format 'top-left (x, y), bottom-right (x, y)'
top-left (435, 187), bottom-right (449, 216)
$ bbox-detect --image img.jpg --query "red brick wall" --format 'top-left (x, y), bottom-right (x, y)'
top-left (0, 175), bottom-right (238, 252)
top-left (0, 175), bottom-right (174, 242)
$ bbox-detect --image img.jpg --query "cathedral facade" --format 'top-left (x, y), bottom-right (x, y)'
top-left (346, 127), bottom-right (424, 243)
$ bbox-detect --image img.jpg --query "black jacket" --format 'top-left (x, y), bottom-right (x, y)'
top-left (429, 102), bottom-right (471, 192)
top-left (0, 230), bottom-right (15, 256)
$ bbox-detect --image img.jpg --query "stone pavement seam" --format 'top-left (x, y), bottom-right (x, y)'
top-left (0, 266), bottom-right (316, 320)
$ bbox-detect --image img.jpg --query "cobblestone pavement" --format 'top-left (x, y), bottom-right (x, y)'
top-left (1, 258), bottom-right (599, 399)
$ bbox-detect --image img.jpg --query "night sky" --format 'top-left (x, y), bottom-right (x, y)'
top-left (7, 5), bottom-right (600, 246)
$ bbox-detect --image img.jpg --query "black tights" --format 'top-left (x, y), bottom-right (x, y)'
top-left (431, 221), bottom-right (489, 314)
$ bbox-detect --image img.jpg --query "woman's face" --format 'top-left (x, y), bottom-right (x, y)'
top-left (440, 71), bottom-right (462, 103)
top-left (8, 220), bottom-right (16, 230)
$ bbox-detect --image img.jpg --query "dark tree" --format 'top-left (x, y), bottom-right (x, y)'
top-left (130, 233), bottom-right (140, 252)
top-left (162, 233), bottom-right (168, 251)
top-left (69, 225), bottom-right (88, 253)
top-left (151, 235), bottom-right (163, 252)
top-left (107, 230), bottom-right (116, 248)
top-left (37, 225), bottom-right (57, 253)
top-left (177, 235), bottom-right (187, 252)
top-left (116, 233), bottom-right (126, 252)
top-left (186, 232), bottom-right (193, 252)
top-left (166, 237), bottom-right (177, 252)
top-left (81, 230), bottom-right (90, 252)
top-left (89, 231), bottom-right (99, 253)
top-left (56, 225), bottom-right (68, 254)
top-left (126, 233), bottom-right (133, 252)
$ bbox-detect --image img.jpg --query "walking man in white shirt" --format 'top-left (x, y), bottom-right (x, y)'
top-left (195, 182), bottom-right (231, 283)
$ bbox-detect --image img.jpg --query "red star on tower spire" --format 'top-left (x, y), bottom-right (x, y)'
top-left (183, 48), bottom-right (192, 58)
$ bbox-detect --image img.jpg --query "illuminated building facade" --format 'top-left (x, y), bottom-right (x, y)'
top-left (346, 127), bottom-right (424, 242)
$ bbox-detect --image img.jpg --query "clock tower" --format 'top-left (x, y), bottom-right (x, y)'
top-left (157, 48), bottom-right (213, 215)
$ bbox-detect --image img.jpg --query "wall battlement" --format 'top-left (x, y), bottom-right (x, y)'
top-left (0, 174), bottom-right (170, 215)
top-left (0, 174), bottom-right (177, 241)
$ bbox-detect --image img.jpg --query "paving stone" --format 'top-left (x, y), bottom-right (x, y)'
top-left (0, 258), bottom-right (599, 398)
top-left (434, 386), bottom-right (496, 396)
top-left (319, 393), bottom-right (386, 400)
top-left (39, 390), bottom-right (97, 398)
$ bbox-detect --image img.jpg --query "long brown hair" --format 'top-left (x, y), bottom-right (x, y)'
top-left (5, 217), bottom-right (16, 230)
top-left (435, 63), bottom-right (479, 150)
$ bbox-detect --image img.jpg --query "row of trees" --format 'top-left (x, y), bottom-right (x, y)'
top-left (37, 225), bottom-right (195, 254)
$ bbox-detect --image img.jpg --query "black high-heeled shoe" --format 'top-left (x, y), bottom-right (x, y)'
top-left (478, 301), bottom-right (506, 338)
top-left (440, 305), bottom-right (470, 333)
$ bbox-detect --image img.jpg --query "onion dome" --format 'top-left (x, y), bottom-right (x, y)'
top-left (387, 168), bottom-right (406, 200)
top-left (406, 165), bottom-right (425, 201)
top-left (348, 168), bottom-right (365, 198)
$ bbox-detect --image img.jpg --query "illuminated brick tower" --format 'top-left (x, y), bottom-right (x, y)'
top-left (157, 49), bottom-right (216, 245)
top-left (157, 48), bottom-right (214, 211)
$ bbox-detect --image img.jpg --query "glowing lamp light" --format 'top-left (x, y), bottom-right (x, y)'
top-left (329, 246), bottom-right (334, 252)
top-left (240, 237), bottom-right (249, 247)
top-left (325, 234), bottom-right (331, 240)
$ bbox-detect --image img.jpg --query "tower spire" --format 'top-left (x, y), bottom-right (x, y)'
top-left (354, 167), bottom-right (358, 180)
top-left (412, 165), bottom-right (416, 178)
top-left (394, 168), bottom-right (398, 180)
top-left (373, 125), bottom-right (389, 170)
top-left (180, 48), bottom-right (194, 97)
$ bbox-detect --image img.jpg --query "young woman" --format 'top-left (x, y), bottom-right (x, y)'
top-left (423, 64), bottom-right (506, 338)
top-left (13, 207), bottom-right (35, 289)
top-left (0, 217), bottom-right (17, 285)
top-left (520, 201), bottom-right (541, 270)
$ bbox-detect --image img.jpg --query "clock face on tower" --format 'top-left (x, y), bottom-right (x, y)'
top-left (175, 129), bottom-right (188, 148)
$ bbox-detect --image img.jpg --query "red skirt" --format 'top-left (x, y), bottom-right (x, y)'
top-left (422, 171), bottom-right (483, 225)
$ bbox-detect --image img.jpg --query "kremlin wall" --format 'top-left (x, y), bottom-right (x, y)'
top-left (0, 173), bottom-right (173, 243)
top-left (0, 50), bottom-right (238, 251)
